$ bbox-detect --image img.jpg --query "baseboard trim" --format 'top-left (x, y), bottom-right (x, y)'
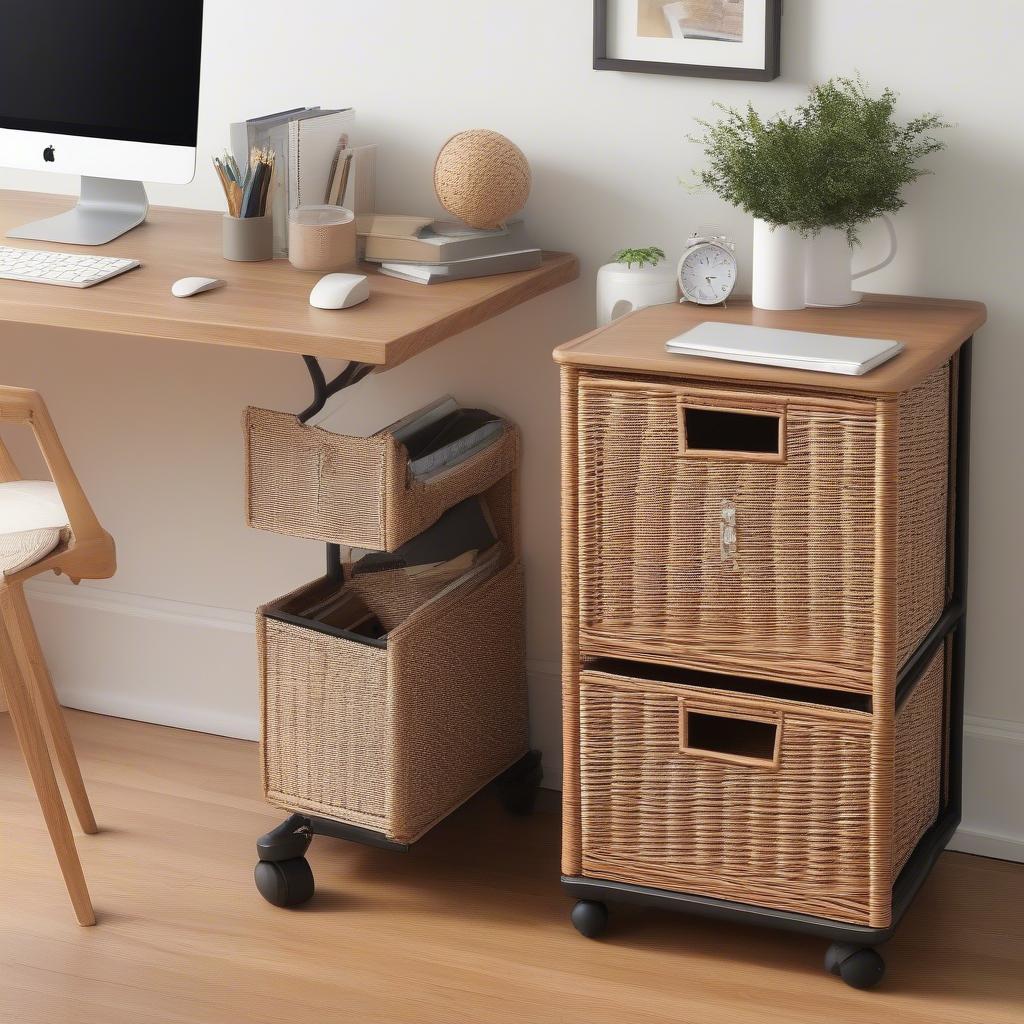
top-left (27, 578), bottom-right (256, 634)
top-left (964, 713), bottom-right (1024, 744)
top-left (24, 578), bottom-right (260, 740)
top-left (56, 690), bottom-right (259, 742)
top-left (948, 827), bottom-right (1024, 863)
top-left (955, 712), bottom-right (1024, 863)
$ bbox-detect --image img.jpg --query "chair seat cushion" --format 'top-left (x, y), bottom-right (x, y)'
top-left (0, 480), bottom-right (70, 575)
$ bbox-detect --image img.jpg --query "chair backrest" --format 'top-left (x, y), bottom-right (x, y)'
top-left (0, 386), bottom-right (115, 582)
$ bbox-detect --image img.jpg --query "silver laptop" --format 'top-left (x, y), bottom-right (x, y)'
top-left (666, 322), bottom-right (905, 376)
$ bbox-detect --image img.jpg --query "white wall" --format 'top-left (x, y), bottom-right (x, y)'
top-left (1, 1), bottom-right (1021, 859)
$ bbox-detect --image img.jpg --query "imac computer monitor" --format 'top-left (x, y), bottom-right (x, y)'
top-left (0, 1), bottom-right (204, 245)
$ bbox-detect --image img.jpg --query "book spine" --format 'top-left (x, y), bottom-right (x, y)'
top-left (288, 121), bottom-right (302, 211)
top-left (267, 124), bottom-right (290, 257)
top-left (351, 145), bottom-right (377, 216)
top-left (409, 422), bottom-right (504, 479)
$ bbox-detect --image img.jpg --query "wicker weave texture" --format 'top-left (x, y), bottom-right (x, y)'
top-left (577, 653), bottom-right (945, 927)
top-left (260, 610), bottom-right (392, 833)
top-left (896, 365), bottom-right (951, 668)
top-left (560, 366), bottom-right (584, 877)
top-left (575, 369), bottom-right (950, 692)
top-left (261, 560), bottom-right (528, 844)
top-left (893, 647), bottom-right (945, 875)
top-left (244, 407), bottom-right (519, 552)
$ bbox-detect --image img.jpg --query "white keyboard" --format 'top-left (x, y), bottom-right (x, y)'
top-left (0, 246), bottom-right (140, 288)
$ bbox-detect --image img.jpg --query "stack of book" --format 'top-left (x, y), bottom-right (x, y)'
top-left (308, 395), bottom-right (506, 479)
top-left (357, 215), bottom-right (542, 285)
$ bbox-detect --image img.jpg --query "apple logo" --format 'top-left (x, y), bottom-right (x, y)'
top-left (43, 145), bottom-right (56, 163)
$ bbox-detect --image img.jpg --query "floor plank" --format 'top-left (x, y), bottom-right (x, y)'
top-left (1, 711), bottom-right (1022, 1023)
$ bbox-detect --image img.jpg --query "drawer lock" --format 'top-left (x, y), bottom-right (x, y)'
top-left (720, 500), bottom-right (737, 563)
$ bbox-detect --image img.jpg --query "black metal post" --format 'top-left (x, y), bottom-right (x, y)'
top-left (948, 338), bottom-right (972, 818)
top-left (297, 354), bottom-right (376, 582)
top-left (297, 355), bottom-right (375, 424)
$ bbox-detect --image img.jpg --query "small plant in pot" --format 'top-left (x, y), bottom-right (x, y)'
top-left (596, 245), bottom-right (678, 326)
top-left (692, 77), bottom-right (948, 309)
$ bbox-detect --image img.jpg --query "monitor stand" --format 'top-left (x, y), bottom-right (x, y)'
top-left (7, 177), bottom-right (149, 246)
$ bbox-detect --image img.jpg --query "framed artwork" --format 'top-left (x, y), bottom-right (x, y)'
top-left (594, 0), bottom-right (782, 81)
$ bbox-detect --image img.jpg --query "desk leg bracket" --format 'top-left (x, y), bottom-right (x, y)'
top-left (297, 355), bottom-right (374, 424)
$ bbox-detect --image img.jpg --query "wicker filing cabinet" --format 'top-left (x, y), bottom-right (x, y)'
top-left (555, 296), bottom-right (985, 990)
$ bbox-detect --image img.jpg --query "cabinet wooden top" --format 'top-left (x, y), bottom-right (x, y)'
top-left (0, 191), bottom-right (578, 368)
top-left (554, 295), bottom-right (986, 394)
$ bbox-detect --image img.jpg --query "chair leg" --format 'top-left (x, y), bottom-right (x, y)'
top-left (0, 592), bottom-right (95, 925)
top-left (8, 584), bottom-right (97, 834)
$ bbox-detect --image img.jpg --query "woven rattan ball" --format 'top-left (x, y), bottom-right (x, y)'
top-left (433, 130), bottom-right (531, 229)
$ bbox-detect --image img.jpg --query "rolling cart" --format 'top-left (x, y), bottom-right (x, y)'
top-left (245, 355), bottom-right (541, 907)
top-left (554, 297), bottom-right (984, 989)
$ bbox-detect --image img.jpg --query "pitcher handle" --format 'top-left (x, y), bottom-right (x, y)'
top-left (852, 215), bottom-right (897, 280)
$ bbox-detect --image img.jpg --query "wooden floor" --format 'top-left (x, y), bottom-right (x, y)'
top-left (1, 712), bottom-right (1022, 1024)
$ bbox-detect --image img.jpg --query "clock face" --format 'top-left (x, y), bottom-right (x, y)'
top-left (679, 243), bottom-right (737, 305)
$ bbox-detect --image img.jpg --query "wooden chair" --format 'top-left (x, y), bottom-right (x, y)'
top-left (0, 386), bottom-right (115, 926)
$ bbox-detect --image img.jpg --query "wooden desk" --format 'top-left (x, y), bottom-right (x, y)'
top-left (554, 294), bottom-right (985, 395)
top-left (0, 191), bottom-right (578, 367)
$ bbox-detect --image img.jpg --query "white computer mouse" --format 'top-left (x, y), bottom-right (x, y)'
top-left (309, 273), bottom-right (370, 310)
top-left (172, 276), bottom-right (226, 298)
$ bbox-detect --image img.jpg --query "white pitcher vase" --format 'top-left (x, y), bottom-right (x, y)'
top-left (751, 219), bottom-right (807, 311)
top-left (805, 216), bottom-right (898, 307)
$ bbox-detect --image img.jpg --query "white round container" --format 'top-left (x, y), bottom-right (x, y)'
top-left (596, 262), bottom-right (679, 326)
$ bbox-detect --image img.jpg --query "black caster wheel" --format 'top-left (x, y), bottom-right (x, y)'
top-left (825, 943), bottom-right (885, 990)
top-left (497, 751), bottom-right (543, 816)
top-left (571, 899), bottom-right (608, 939)
top-left (254, 856), bottom-right (315, 908)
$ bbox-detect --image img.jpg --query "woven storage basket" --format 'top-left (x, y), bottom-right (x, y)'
top-left (244, 407), bottom-right (520, 552)
top-left (577, 647), bottom-right (945, 928)
top-left (260, 557), bottom-right (527, 845)
top-left (259, 476), bottom-right (526, 845)
top-left (575, 365), bottom-right (950, 692)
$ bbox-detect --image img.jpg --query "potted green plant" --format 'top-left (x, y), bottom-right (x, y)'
top-left (596, 246), bottom-right (678, 325)
top-left (693, 77), bottom-right (947, 309)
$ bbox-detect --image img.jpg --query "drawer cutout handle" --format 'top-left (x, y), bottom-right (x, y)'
top-left (679, 405), bottom-right (785, 462)
top-left (679, 701), bottom-right (782, 768)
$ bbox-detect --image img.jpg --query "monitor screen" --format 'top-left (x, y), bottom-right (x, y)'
top-left (0, 1), bottom-right (203, 148)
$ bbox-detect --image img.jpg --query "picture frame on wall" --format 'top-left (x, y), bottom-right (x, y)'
top-left (594, 0), bottom-right (782, 81)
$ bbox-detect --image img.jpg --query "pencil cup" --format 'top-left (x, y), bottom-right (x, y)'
top-left (223, 214), bottom-right (273, 262)
top-left (288, 206), bottom-right (357, 272)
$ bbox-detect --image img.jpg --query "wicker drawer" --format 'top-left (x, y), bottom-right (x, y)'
top-left (245, 407), bottom-right (520, 551)
top-left (577, 650), bottom-right (944, 928)
top-left (260, 559), bottom-right (528, 845)
top-left (575, 368), bottom-right (950, 692)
